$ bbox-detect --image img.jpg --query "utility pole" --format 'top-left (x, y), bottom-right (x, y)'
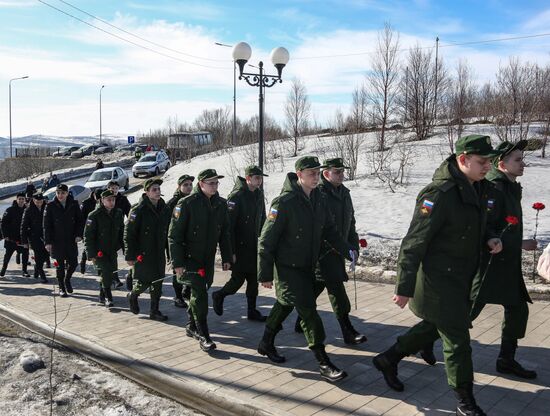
top-left (434, 37), bottom-right (440, 121)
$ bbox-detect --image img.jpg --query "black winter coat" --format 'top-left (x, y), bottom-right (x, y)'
top-left (115, 193), bottom-right (132, 217)
top-left (43, 195), bottom-right (83, 259)
top-left (21, 202), bottom-right (46, 249)
top-left (1, 202), bottom-right (26, 242)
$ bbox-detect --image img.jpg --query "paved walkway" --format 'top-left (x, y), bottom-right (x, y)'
top-left (0, 259), bottom-right (549, 416)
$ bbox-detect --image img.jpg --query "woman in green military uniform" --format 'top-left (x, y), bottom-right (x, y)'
top-left (168, 169), bottom-right (232, 352)
top-left (84, 190), bottom-right (124, 307)
top-left (125, 178), bottom-right (172, 321)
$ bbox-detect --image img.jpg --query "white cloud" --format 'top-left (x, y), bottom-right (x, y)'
top-left (523, 9), bottom-right (550, 31)
top-left (0, 1), bottom-right (35, 7)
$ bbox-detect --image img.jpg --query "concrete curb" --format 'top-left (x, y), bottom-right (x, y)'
top-left (0, 302), bottom-right (292, 416)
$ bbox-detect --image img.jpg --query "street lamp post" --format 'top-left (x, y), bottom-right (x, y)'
top-left (215, 42), bottom-right (237, 147)
top-left (99, 85), bottom-right (105, 143)
top-left (9, 75), bottom-right (29, 158)
top-left (232, 42), bottom-right (289, 171)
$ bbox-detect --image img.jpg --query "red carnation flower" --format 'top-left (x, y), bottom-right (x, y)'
top-left (198, 268), bottom-right (206, 277)
top-left (136, 254), bottom-right (144, 262)
top-left (505, 216), bottom-right (519, 225)
top-left (97, 251), bottom-right (103, 258)
top-left (359, 238), bottom-right (368, 248)
top-left (532, 202), bottom-right (546, 211)
top-left (53, 261), bottom-right (59, 267)
top-left (31, 256), bottom-right (35, 260)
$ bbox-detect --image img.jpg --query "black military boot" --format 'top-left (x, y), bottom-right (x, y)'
top-left (294, 316), bottom-right (304, 333)
top-left (149, 297), bottom-right (168, 321)
top-left (0, 266), bottom-right (6, 277)
top-left (57, 268), bottom-right (68, 298)
top-left (22, 267), bottom-right (30, 277)
top-left (338, 315), bottom-right (367, 345)
top-left (496, 338), bottom-right (537, 379)
top-left (174, 296), bottom-right (187, 308)
top-left (372, 343), bottom-right (407, 391)
top-left (196, 320), bottom-right (216, 352)
top-left (127, 292), bottom-right (140, 314)
top-left (257, 326), bottom-right (286, 363)
top-left (419, 340), bottom-right (437, 366)
top-left (186, 310), bottom-right (199, 339)
top-left (40, 270), bottom-right (48, 283)
top-left (211, 289), bottom-right (226, 316)
top-left (454, 383), bottom-right (486, 416)
top-left (80, 260), bottom-right (86, 275)
top-left (64, 271), bottom-right (74, 294)
top-left (104, 287), bottom-right (114, 308)
top-left (311, 344), bottom-right (348, 382)
top-left (99, 287), bottom-right (106, 305)
top-left (247, 296), bottom-right (266, 322)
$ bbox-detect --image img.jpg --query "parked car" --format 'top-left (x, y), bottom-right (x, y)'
top-left (84, 167), bottom-right (129, 191)
top-left (115, 144), bottom-right (135, 152)
top-left (70, 144), bottom-right (99, 158)
top-left (43, 184), bottom-right (91, 204)
top-left (94, 145), bottom-right (114, 154)
top-left (132, 151), bottom-right (171, 178)
top-left (52, 146), bottom-right (80, 157)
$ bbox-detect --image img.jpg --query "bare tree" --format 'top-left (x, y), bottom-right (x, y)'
top-left (348, 86), bottom-right (369, 132)
top-left (443, 59), bottom-right (477, 152)
top-left (492, 58), bottom-right (540, 143)
top-left (284, 78), bottom-right (311, 156)
top-left (193, 106), bottom-right (232, 149)
top-left (476, 82), bottom-right (495, 123)
top-left (399, 44), bottom-right (447, 141)
top-left (366, 22), bottom-right (400, 151)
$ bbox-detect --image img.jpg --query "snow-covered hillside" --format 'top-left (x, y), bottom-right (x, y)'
top-left (130, 126), bottom-right (550, 256)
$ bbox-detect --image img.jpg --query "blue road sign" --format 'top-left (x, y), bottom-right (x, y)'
top-left (128, 136), bottom-right (135, 144)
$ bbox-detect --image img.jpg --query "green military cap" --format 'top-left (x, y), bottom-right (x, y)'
top-left (32, 192), bottom-right (44, 200)
top-left (495, 140), bottom-right (528, 160)
top-left (323, 157), bottom-right (350, 169)
top-left (245, 165), bottom-right (268, 177)
top-left (101, 189), bottom-right (116, 198)
top-left (177, 174), bottom-right (195, 185)
top-left (143, 178), bottom-right (163, 191)
top-left (197, 168), bottom-right (224, 181)
top-left (295, 155), bottom-right (327, 171)
top-left (455, 135), bottom-right (502, 157)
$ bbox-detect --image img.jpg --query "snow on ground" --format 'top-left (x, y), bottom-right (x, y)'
top-left (129, 126), bottom-right (550, 264)
top-left (0, 316), bottom-right (203, 416)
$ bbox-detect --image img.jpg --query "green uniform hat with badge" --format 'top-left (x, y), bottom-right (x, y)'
top-left (455, 134), bottom-right (502, 158)
top-left (323, 158), bottom-right (350, 169)
top-left (32, 192), bottom-right (44, 200)
top-left (56, 184), bottom-right (69, 192)
top-left (143, 178), bottom-right (163, 191)
top-left (245, 165), bottom-right (268, 177)
top-left (295, 156), bottom-right (328, 171)
top-left (177, 174), bottom-right (195, 185)
top-left (101, 189), bottom-right (116, 199)
top-left (495, 140), bottom-right (528, 160)
top-left (197, 169), bottom-right (224, 181)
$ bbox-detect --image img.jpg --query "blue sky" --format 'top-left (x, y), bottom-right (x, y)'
top-left (0, 0), bottom-right (549, 137)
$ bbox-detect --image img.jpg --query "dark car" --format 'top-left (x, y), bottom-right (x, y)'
top-left (95, 146), bottom-right (114, 154)
top-left (53, 146), bottom-right (81, 157)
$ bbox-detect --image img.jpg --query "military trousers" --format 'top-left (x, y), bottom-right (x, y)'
top-left (2, 240), bottom-right (29, 270)
top-left (31, 242), bottom-right (48, 278)
top-left (221, 271), bottom-right (259, 298)
top-left (397, 320), bottom-right (473, 388)
top-left (95, 256), bottom-right (117, 290)
top-left (187, 279), bottom-right (209, 321)
top-left (266, 300), bottom-right (326, 348)
top-left (471, 301), bottom-right (529, 341)
top-left (314, 277), bottom-right (351, 319)
top-left (132, 279), bottom-right (163, 299)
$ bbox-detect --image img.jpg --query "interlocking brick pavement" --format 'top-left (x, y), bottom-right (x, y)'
top-left (0, 258), bottom-right (548, 415)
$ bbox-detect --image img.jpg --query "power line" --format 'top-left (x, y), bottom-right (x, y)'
top-left (56, 0), bottom-right (228, 63)
top-left (37, 0), bottom-right (229, 70)
top-left (292, 32), bottom-right (550, 60)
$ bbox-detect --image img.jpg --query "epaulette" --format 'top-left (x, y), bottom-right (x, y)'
top-left (277, 192), bottom-right (297, 204)
top-left (437, 181), bottom-right (456, 193)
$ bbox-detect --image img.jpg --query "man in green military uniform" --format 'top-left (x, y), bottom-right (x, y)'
top-left (84, 190), bottom-right (124, 307)
top-left (168, 169), bottom-right (232, 352)
top-left (373, 135), bottom-right (503, 416)
top-left (134, 146), bottom-right (143, 161)
top-left (125, 178), bottom-right (172, 321)
top-left (257, 156), bottom-right (357, 383)
top-left (421, 140), bottom-right (537, 380)
top-left (166, 174), bottom-right (194, 308)
top-left (212, 165), bottom-right (267, 321)
top-left (295, 158), bottom-right (366, 345)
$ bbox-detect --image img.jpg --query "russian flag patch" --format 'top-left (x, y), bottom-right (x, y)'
top-left (420, 199), bottom-right (434, 215)
top-left (268, 207), bottom-right (278, 220)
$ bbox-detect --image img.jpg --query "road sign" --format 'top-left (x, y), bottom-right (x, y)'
top-left (128, 136), bottom-right (135, 144)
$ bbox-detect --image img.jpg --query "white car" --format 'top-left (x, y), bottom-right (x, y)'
top-left (132, 151), bottom-right (171, 178)
top-left (84, 167), bottom-right (130, 192)
top-left (43, 184), bottom-right (91, 204)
